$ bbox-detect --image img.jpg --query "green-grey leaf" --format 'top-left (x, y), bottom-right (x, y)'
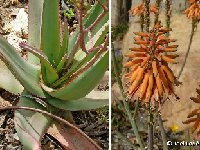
top-left (41, 0), bottom-right (60, 67)
top-left (94, 23), bottom-right (109, 47)
top-left (0, 60), bottom-right (23, 94)
top-left (68, 0), bottom-right (108, 56)
top-left (15, 91), bottom-right (52, 149)
top-left (28, 0), bottom-right (44, 65)
top-left (42, 51), bottom-right (108, 100)
top-left (20, 43), bottom-right (59, 84)
top-left (0, 36), bottom-right (45, 97)
top-left (52, 49), bottom-right (98, 88)
top-left (59, 23), bottom-right (69, 61)
top-left (47, 91), bottom-right (109, 111)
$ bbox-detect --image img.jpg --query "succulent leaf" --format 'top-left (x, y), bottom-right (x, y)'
top-left (42, 51), bottom-right (109, 100)
top-left (15, 91), bottom-right (53, 149)
top-left (28, 0), bottom-right (44, 65)
top-left (0, 36), bottom-right (45, 97)
top-left (0, 60), bottom-right (23, 94)
top-left (47, 91), bottom-right (109, 111)
top-left (41, 0), bottom-right (60, 66)
top-left (69, 0), bottom-right (108, 57)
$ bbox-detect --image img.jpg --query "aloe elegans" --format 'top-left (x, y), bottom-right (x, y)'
top-left (0, 0), bottom-right (109, 149)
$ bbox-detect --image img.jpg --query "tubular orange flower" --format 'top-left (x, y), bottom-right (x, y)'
top-left (129, 3), bottom-right (158, 16)
top-left (124, 21), bottom-right (179, 104)
top-left (185, 0), bottom-right (200, 21)
top-left (183, 87), bottom-right (200, 136)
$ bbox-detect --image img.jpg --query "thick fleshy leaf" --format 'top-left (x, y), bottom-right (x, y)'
top-left (59, 22), bottom-right (69, 61)
top-left (41, 0), bottom-right (60, 66)
top-left (47, 122), bottom-right (101, 150)
top-left (52, 49), bottom-right (98, 87)
top-left (47, 91), bottom-right (109, 111)
top-left (28, 0), bottom-right (44, 65)
top-left (15, 91), bottom-right (52, 150)
top-left (56, 23), bottom-right (69, 73)
top-left (68, 0), bottom-right (108, 58)
top-left (0, 36), bottom-right (45, 97)
top-left (84, 0), bottom-right (106, 28)
top-left (20, 43), bottom-right (59, 84)
top-left (41, 0), bottom-right (60, 84)
top-left (94, 25), bottom-right (109, 47)
top-left (42, 51), bottom-right (108, 100)
top-left (0, 60), bottom-right (23, 94)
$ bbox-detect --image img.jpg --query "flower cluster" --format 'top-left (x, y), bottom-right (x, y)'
top-left (124, 21), bottom-right (179, 104)
top-left (183, 87), bottom-right (200, 136)
top-left (185, 0), bottom-right (200, 21)
top-left (129, 3), bottom-right (158, 16)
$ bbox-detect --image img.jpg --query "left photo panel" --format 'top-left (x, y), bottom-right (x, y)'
top-left (0, 0), bottom-right (109, 149)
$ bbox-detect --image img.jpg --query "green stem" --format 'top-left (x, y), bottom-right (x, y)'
top-left (165, 0), bottom-right (171, 37)
top-left (111, 43), bottom-right (145, 150)
top-left (178, 20), bottom-right (196, 79)
top-left (154, 0), bottom-right (161, 25)
top-left (186, 129), bottom-right (192, 150)
top-left (144, 0), bottom-right (150, 32)
top-left (158, 113), bottom-right (168, 150)
top-left (115, 131), bottom-right (139, 149)
top-left (140, 14), bottom-right (144, 32)
top-left (133, 100), bottom-right (139, 119)
top-left (148, 104), bottom-right (154, 150)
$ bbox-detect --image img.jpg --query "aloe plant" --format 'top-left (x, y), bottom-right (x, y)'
top-left (0, 0), bottom-right (109, 149)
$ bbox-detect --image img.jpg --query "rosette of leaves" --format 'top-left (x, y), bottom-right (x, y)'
top-left (183, 87), bottom-right (200, 136)
top-left (0, 0), bottom-right (108, 149)
top-left (124, 21), bottom-right (179, 105)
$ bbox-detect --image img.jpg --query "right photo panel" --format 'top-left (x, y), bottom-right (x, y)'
top-left (111, 0), bottom-right (200, 149)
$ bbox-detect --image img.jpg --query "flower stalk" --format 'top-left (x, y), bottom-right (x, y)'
top-left (112, 43), bottom-right (145, 150)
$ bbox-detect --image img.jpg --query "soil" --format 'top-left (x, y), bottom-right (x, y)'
top-left (0, 0), bottom-right (108, 149)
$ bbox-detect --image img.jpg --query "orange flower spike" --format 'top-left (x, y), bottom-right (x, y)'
top-left (152, 61), bottom-right (158, 77)
top-left (130, 64), bottom-right (140, 72)
top-left (155, 74), bottom-right (164, 98)
top-left (130, 68), bottom-right (140, 83)
top-left (183, 118), bottom-right (198, 124)
top-left (130, 3), bottom-right (158, 16)
top-left (185, 0), bottom-right (200, 20)
top-left (161, 55), bottom-right (177, 64)
top-left (125, 53), bottom-right (147, 58)
top-left (162, 47), bottom-right (177, 52)
top-left (125, 21), bottom-right (179, 104)
top-left (158, 67), bottom-right (169, 94)
top-left (196, 89), bottom-right (200, 94)
top-left (139, 70), bottom-right (150, 99)
top-left (183, 86), bottom-right (200, 136)
top-left (124, 59), bottom-right (143, 68)
top-left (161, 65), bottom-right (175, 83)
top-left (192, 119), bottom-right (200, 133)
top-left (145, 70), bottom-right (154, 101)
top-left (129, 47), bottom-right (146, 52)
top-left (188, 109), bottom-right (200, 118)
top-left (191, 97), bottom-right (200, 103)
top-left (134, 32), bottom-right (149, 37)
